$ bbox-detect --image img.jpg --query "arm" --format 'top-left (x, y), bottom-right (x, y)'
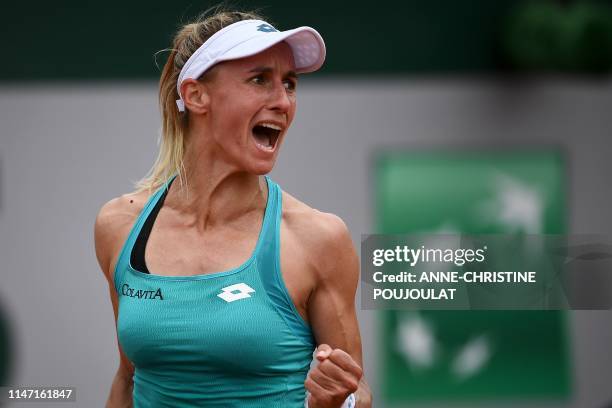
top-left (105, 290), bottom-right (135, 408)
top-left (94, 199), bottom-right (136, 408)
top-left (305, 214), bottom-right (372, 408)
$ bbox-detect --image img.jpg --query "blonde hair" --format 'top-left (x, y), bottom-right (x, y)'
top-left (134, 6), bottom-right (268, 195)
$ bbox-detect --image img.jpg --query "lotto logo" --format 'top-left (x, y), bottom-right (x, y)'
top-left (217, 283), bottom-right (255, 303)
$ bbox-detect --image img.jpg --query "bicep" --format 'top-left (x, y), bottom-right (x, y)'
top-left (307, 218), bottom-right (363, 367)
top-left (94, 201), bottom-right (135, 377)
top-left (107, 281), bottom-right (135, 378)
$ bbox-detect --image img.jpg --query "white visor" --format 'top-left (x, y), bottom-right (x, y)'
top-left (176, 19), bottom-right (326, 112)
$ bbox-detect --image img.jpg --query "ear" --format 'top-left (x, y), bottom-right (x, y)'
top-left (180, 79), bottom-right (210, 114)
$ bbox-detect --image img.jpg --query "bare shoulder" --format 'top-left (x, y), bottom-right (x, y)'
top-left (281, 191), bottom-right (356, 277)
top-left (94, 189), bottom-right (150, 280)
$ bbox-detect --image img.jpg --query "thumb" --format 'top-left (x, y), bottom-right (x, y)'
top-left (314, 344), bottom-right (332, 361)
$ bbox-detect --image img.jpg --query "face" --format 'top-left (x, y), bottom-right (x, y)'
top-left (195, 41), bottom-right (298, 175)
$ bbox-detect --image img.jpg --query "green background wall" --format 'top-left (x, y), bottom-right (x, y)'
top-left (0, 0), bottom-right (519, 79)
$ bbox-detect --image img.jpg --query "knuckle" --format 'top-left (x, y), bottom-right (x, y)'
top-left (346, 378), bottom-right (359, 393)
top-left (310, 366), bottom-right (324, 379)
top-left (304, 377), bottom-right (315, 391)
top-left (355, 365), bottom-right (363, 378)
top-left (319, 359), bottom-right (333, 370)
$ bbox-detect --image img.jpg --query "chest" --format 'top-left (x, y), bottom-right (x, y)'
top-left (137, 218), bottom-right (315, 324)
top-left (116, 265), bottom-right (313, 375)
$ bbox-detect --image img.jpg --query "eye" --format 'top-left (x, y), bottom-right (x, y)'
top-left (250, 74), bottom-right (266, 85)
top-left (284, 79), bottom-right (297, 92)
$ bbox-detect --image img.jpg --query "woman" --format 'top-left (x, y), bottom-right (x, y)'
top-left (94, 9), bottom-right (371, 408)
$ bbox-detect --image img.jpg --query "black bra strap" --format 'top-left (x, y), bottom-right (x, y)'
top-left (130, 178), bottom-right (175, 273)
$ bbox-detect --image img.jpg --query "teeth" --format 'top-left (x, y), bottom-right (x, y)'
top-left (255, 140), bottom-right (274, 151)
top-left (259, 123), bottom-right (282, 131)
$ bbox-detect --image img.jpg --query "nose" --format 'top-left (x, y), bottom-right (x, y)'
top-left (267, 81), bottom-right (292, 114)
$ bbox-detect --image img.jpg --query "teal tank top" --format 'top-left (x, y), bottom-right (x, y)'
top-left (113, 175), bottom-right (315, 407)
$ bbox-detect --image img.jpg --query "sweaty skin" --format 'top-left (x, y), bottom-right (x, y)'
top-left (94, 41), bottom-right (371, 408)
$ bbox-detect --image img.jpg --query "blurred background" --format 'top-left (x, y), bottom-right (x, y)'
top-left (1, 0), bottom-right (611, 406)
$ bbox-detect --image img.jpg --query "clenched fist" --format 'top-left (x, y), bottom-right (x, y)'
top-left (305, 344), bottom-right (363, 408)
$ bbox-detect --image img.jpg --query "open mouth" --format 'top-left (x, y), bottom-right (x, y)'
top-left (252, 123), bottom-right (281, 151)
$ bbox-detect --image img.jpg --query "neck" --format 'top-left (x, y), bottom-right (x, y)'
top-left (164, 128), bottom-right (268, 232)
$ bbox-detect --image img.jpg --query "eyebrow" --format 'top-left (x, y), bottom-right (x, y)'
top-left (249, 66), bottom-right (297, 79)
